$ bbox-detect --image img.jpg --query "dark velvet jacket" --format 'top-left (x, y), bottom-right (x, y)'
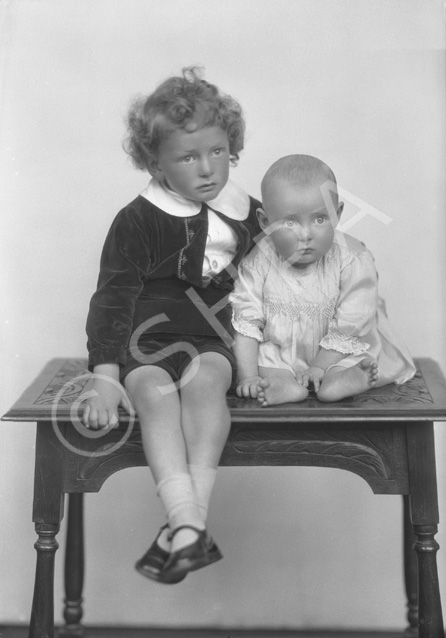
top-left (86, 193), bottom-right (262, 370)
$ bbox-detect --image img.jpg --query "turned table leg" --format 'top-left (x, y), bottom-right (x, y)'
top-left (59, 493), bottom-right (85, 637)
top-left (407, 423), bottom-right (445, 638)
top-left (404, 495), bottom-right (419, 636)
top-left (30, 422), bottom-right (65, 638)
top-left (29, 523), bottom-right (60, 638)
top-left (412, 524), bottom-right (443, 638)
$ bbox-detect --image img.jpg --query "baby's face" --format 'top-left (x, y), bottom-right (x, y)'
top-left (260, 179), bottom-right (342, 268)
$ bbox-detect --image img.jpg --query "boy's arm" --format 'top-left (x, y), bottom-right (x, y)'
top-left (86, 209), bottom-right (150, 373)
top-left (233, 332), bottom-right (262, 398)
top-left (82, 363), bottom-right (135, 430)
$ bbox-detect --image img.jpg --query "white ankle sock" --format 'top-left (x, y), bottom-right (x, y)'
top-left (188, 464), bottom-right (217, 522)
top-left (156, 473), bottom-right (204, 532)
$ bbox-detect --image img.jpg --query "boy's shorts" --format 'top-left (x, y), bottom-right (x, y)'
top-left (120, 334), bottom-right (237, 390)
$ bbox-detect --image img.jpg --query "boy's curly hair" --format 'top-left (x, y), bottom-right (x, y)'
top-left (124, 67), bottom-right (245, 171)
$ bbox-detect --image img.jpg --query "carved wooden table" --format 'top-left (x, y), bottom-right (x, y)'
top-left (2, 357), bottom-right (445, 638)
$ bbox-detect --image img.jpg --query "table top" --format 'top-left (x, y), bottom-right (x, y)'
top-left (3, 357), bottom-right (446, 424)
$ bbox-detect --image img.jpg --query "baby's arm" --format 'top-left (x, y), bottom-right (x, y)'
top-left (233, 333), bottom-right (262, 398)
top-left (82, 363), bottom-right (135, 430)
top-left (230, 245), bottom-right (269, 399)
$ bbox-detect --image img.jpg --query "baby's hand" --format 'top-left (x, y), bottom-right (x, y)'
top-left (298, 366), bottom-right (325, 392)
top-left (236, 376), bottom-right (263, 399)
top-left (82, 377), bottom-right (135, 430)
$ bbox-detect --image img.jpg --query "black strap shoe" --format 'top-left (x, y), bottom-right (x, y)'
top-left (135, 524), bottom-right (186, 584)
top-left (161, 525), bottom-right (223, 580)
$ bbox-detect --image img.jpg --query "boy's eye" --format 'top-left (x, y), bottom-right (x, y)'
top-left (212, 147), bottom-right (226, 157)
top-left (180, 154), bottom-right (195, 163)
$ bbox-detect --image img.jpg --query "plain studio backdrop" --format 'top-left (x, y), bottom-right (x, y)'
top-left (1, 0), bottom-right (445, 632)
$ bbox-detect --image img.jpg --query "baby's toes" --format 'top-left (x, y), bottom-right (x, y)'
top-left (359, 358), bottom-right (372, 371)
top-left (369, 366), bottom-right (379, 384)
top-left (370, 362), bottom-right (379, 377)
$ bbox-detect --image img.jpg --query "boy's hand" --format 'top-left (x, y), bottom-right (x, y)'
top-left (298, 366), bottom-right (325, 392)
top-left (236, 376), bottom-right (263, 399)
top-left (82, 377), bottom-right (135, 430)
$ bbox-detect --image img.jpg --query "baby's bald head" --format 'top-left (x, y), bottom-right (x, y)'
top-left (261, 154), bottom-right (339, 207)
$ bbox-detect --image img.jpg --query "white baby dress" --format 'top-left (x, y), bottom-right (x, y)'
top-left (230, 231), bottom-right (416, 386)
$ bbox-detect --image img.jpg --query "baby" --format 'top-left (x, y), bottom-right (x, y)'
top-left (230, 154), bottom-right (416, 406)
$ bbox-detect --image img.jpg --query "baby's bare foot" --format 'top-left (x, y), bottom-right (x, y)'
top-left (257, 377), bottom-right (309, 407)
top-left (317, 358), bottom-right (379, 402)
top-left (359, 358), bottom-right (379, 386)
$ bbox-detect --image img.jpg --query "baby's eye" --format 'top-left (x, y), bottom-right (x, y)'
top-left (285, 219), bottom-right (296, 228)
top-left (315, 215), bottom-right (328, 224)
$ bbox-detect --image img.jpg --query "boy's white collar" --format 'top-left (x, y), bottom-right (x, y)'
top-left (140, 178), bottom-right (250, 220)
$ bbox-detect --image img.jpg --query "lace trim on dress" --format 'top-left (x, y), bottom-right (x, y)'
top-left (232, 313), bottom-right (264, 342)
top-left (320, 330), bottom-right (370, 356)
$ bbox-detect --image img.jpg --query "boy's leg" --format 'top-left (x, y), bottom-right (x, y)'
top-left (125, 365), bottom-right (186, 481)
top-left (317, 358), bottom-right (378, 402)
top-left (188, 464), bottom-right (217, 522)
top-left (181, 352), bottom-right (232, 468)
top-left (180, 352), bottom-right (232, 521)
top-left (125, 365), bottom-right (204, 552)
top-left (257, 366), bottom-right (309, 406)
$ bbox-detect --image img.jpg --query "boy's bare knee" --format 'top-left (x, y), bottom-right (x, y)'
top-left (126, 366), bottom-right (175, 404)
top-left (184, 371), bottom-right (224, 396)
top-left (185, 356), bottom-right (231, 392)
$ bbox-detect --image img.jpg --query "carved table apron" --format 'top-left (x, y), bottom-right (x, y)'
top-left (2, 357), bottom-right (445, 638)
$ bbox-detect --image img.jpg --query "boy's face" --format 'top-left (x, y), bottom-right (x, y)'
top-left (150, 123), bottom-right (230, 202)
top-left (259, 179), bottom-right (343, 268)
